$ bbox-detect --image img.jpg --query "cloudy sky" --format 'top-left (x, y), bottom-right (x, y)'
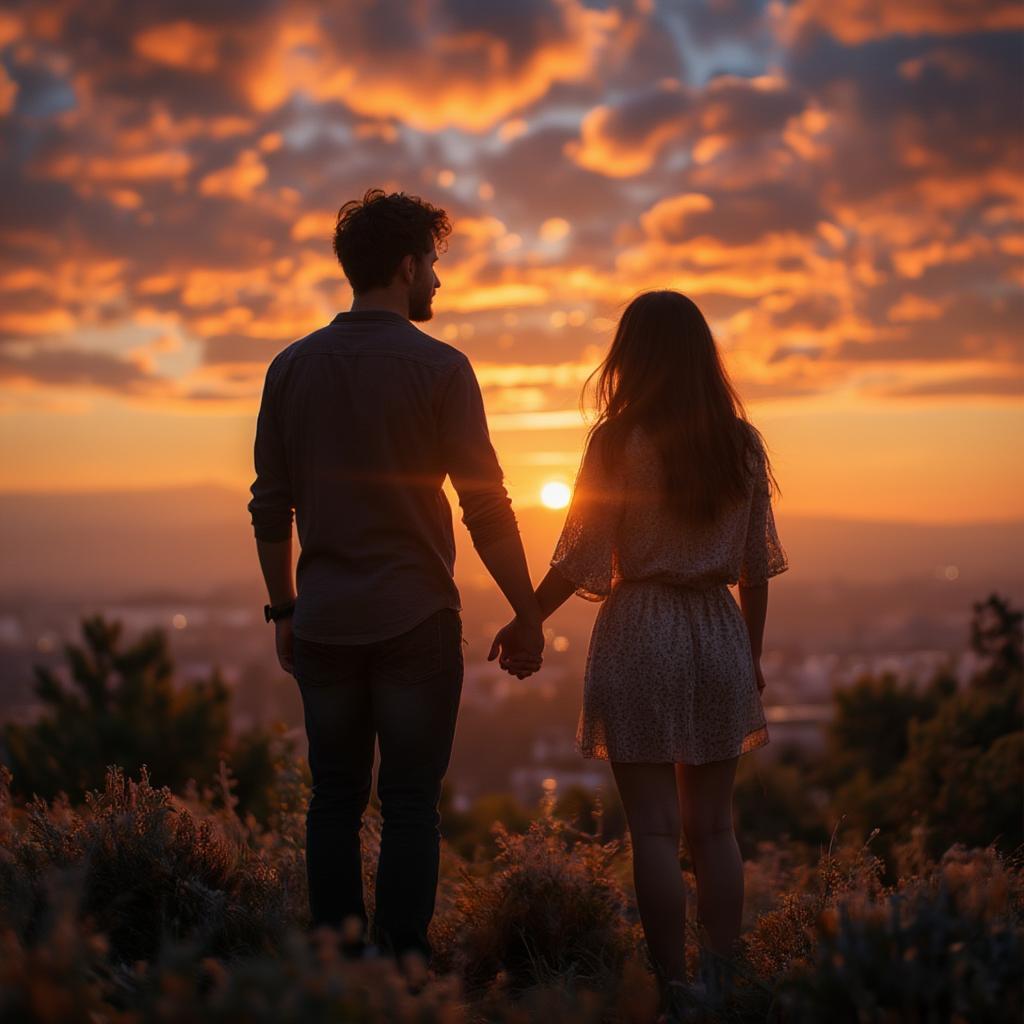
top-left (1, 0), bottom-right (1021, 525)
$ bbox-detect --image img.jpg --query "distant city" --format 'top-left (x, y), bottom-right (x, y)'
top-left (2, 568), bottom-right (1015, 808)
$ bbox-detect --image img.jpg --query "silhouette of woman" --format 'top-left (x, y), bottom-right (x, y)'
top-left (495, 290), bottom-right (787, 1014)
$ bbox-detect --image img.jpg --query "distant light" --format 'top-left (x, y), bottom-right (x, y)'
top-left (541, 481), bottom-right (571, 509)
top-left (478, 182), bottom-right (494, 200)
top-left (549, 310), bottom-right (568, 328)
top-left (437, 169), bottom-right (455, 187)
top-left (539, 217), bottom-right (570, 243)
top-left (944, 565), bottom-right (959, 581)
top-left (552, 636), bottom-right (570, 652)
top-left (567, 309), bottom-right (587, 327)
top-left (542, 777), bottom-right (557, 793)
top-left (172, 614), bottom-right (188, 630)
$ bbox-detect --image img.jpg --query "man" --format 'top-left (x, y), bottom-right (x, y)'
top-left (248, 189), bottom-right (543, 969)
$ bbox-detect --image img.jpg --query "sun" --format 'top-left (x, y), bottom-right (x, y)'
top-left (540, 480), bottom-right (571, 509)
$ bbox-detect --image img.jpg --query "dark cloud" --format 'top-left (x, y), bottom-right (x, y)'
top-left (478, 125), bottom-right (629, 223)
top-left (881, 376), bottom-right (1024, 399)
top-left (0, 346), bottom-right (159, 391)
top-left (202, 333), bottom-right (296, 366)
top-left (786, 33), bottom-right (1021, 201)
top-left (678, 0), bottom-right (768, 44)
top-left (770, 295), bottom-right (840, 330)
top-left (567, 73), bottom-right (807, 177)
top-left (699, 74), bottom-right (804, 137)
top-left (646, 182), bottom-right (824, 246)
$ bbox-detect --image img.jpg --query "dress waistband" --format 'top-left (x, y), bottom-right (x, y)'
top-left (614, 576), bottom-right (730, 593)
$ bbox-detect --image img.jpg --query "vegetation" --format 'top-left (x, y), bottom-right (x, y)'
top-left (1, 615), bottom-right (295, 823)
top-left (0, 593), bottom-right (1020, 1021)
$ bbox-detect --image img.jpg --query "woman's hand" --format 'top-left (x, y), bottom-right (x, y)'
top-left (754, 659), bottom-right (766, 694)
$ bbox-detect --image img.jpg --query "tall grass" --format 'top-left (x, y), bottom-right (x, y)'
top-left (1, 760), bottom-right (1020, 1022)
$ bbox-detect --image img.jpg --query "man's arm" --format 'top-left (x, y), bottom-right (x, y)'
top-left (249, 359), bottom-right (297, 674)
top-left (256, 536), bottom-right (296, 607)
top-left (255, 536), bottom-right (296, 676)
top-left (438, 359), bottom-right (543, 672)
top-left (475, 534), bottom-right (542, 627)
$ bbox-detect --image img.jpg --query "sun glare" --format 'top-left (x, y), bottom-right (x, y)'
top-left (540, 481), bottom-right (571, 509)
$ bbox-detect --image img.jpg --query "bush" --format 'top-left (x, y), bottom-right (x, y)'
top-left (0, 762), bottom-right (307, 965)
top-left (1, 615), bottom-right (294, 827)
top-left (777, 847), bottom-right (1023, 1023)
top-left (443, 814), bottom-right (634, 993)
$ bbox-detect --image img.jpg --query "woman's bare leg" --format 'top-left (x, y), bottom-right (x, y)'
top-left (676, 757), bottom-right (742, 959)
top-left (610, 761), bottom-right (687, 983)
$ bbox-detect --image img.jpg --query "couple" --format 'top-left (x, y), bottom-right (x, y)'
top-left (248, 189), bottom-right (787, 1010)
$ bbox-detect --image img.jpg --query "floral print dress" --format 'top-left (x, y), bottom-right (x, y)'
top-left (550, 423), bottom-right (788, 765)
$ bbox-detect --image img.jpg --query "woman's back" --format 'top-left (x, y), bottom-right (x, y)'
top-left (552, 421), bottom-right (787, 601)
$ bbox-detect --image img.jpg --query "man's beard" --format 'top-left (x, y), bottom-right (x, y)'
top-left (409, 293), bottom-right (433, 322)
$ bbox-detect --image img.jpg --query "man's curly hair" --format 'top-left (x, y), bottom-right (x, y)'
top-left (332, 189), bottom-right (452, 293)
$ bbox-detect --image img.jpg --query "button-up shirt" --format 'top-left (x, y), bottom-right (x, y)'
top-left (248, 309), bottom-right (519, 643)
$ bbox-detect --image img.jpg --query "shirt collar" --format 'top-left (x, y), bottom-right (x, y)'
top-left (330, 309), bottom-right (410, 326)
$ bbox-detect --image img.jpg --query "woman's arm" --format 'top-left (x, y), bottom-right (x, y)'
top-left (535, 565), bottom-right (579, 621)
top-left (738, 581), bottom-right (768, 692)
top-left (738, 581), bottom-right (767, 658)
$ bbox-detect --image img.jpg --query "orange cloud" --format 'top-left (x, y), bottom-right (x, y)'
top-left (784, 0), bottom-right (1024, 44)
top-left (41, 150), bottom-right (192, 182)
top-left (0, 62), bottom-right (17, 116)
top-left (0, 310), bottom-right (76, 337)
top-left (133, 20), bottom-right (221, 73)
top-left (567, 79), bottom-right (689, 177)
top-left (0, 10), bottom-right (20, 48)
top-left (198, 149), bottom-right (267, 201)
top-left (291, 211), bottom-right (337, 243)
top-left (639, 193), bottom-right (715, 242)
top-left (244, 2), bottom-right (618, 131)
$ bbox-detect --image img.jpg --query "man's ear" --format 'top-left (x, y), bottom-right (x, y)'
top-left (398, 253), bottom-right (416, 284)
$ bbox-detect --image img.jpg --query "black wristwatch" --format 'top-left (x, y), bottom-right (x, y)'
top-left (264, 599), bottom-right (296, 623)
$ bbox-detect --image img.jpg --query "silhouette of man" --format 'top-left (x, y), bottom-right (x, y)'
top-left (248, 189), bottom-right (543, 970)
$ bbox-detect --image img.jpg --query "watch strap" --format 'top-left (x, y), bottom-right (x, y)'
top-left (264, 599), bottom-right (296, 623)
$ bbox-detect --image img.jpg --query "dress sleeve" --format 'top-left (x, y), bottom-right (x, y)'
top-left (739, 441), bottom-right (788, 587)
top-left (550, 430), bottom-right (624, 601)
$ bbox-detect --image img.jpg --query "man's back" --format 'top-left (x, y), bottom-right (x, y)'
top-left (249, 308), bottom-right (517, 644)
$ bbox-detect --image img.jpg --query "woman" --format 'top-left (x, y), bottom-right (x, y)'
top-left (491, 290), bottom-right (787, 1014)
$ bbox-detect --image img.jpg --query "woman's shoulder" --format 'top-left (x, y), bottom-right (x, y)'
top-left (737, 418), bottom-right (766, 458)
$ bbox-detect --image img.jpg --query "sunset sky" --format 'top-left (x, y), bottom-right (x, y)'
top-left (1, 0), bottom-right (1022, 526)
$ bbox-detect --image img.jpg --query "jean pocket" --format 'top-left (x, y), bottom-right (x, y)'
top-left (376, 610), bottom-right (450, 685)
top-left (293, 637), bottom-right (363, 687)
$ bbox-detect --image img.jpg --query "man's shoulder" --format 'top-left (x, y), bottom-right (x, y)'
top-left (401, 323), bottom-right (469, 370)
top-left (275, 317), bottom-right (468, 374)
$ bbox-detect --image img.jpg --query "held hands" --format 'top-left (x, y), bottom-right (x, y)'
top-left (487, 615), bottom-right (545, 679)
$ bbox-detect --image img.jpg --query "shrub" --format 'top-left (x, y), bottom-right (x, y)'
top-left (0, 763), bottom-right (307, 965)
top-left (444, 814), bottom-right (634, 993)
top-left (1, 615), bottom-right (295, 826)
top-left (777, 847), bottom-right (1023, 1023)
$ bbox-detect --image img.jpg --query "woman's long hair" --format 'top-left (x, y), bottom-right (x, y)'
top-left (584, 290), bottom-right (777, 525)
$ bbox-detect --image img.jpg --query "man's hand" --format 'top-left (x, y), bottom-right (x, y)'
top-left (487, 616), bottom-right (544, 679)
top-left (275, 618), bottom-right (295, 676)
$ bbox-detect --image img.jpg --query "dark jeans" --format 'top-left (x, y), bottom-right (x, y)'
top-left (292, 607), bottom-right (463, 960)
